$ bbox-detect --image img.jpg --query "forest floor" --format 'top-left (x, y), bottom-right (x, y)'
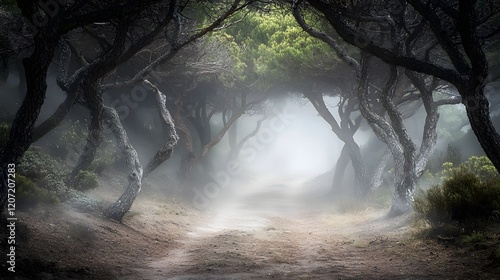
top-left (2, 178), bottom-right (500, 280)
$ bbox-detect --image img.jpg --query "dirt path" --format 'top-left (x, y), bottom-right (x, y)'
top-left (5, 182), bottom-right (499, 279)
top-left (131, 204), bottom-right (498, 280)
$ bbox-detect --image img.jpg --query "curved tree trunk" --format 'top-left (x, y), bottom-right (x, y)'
top-left (345, 138), bottom-right (370, 197)
top-left (105, 80), bottom-right (178, 221)
top-left (142, 80), bottom-right (179, 177)
top-left (357, 54), bottom-right (407, 215)
top-left (305, 93), bottom-right (370, 197)
top-left (303, 0), bottom-right (500, 174)
top-left (172, 99), bottom-right (196, 183)
top-left (463, 86), bottom-right (500, 172)
top-left (32, 39), bottom-right (79, 143)
top-left (67, 79), bottom-right (104, 183)
top-left (333, 144), bottom-right (350, 191)
top-left (228, 115), bottom-right (266, 161)
top-left (31, 91), bottom-right (81, 143)
top-left (102, 106), bottom-right (143, 221)
top-left (66, 23), bottom-right (130, 183)
top-left (0, 38), bottom-right (57, 210)
top-left (369, 148), bottom-right (391, 192)
top-left (382, 66), bottom-right (418, 216)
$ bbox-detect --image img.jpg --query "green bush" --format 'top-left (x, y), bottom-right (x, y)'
top-left (459, 156), bottom-right (499, 182)
top-left (16, 174), bottom-right (59, 209)
top-left (18, 147), bottom-right (70, 198)
top-left (415, 168), bottom-right (500, 229)
top-left (18, 146), bottom-right (66, 180)
top-left (74, 170), bottom-right (99, 191)
top-left (421, 155), bottom-right (499, 190)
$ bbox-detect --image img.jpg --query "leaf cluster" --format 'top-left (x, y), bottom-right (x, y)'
top-left (415, 156), bottom-right (500, 230)
top-left (16, 174), bottom-right (59, 210)
top-left (220, 7), bottom-right (337, 87)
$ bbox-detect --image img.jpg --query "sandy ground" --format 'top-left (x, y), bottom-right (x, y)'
top-left (1, 181), bottom-right (500, 280)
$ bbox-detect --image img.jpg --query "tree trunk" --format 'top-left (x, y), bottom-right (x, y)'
top-left (31, 39), bottom-right (78, 143)
top-left (356, 59), bottom-right (420, 216)
top-left (0, 57), bottom-right (8, 84)
top-left (31, 91), bottom-right (81, 143)
top-left (333, 144), bottom-right (350, 192)
top-left (173, 100), bottom-right (196, 182)
top-left (67, 79), bottom-right (104, 183)
top-left (142, 80), bottom-right (179, 177)
top-left (105, 81), bottom-right (178, 221)
top-left (227, 117), bottom-right (238, 155)
top-left (102, 106), bottom-right (143, 221)
top-left (463, 86), bottom-right (500, 173)
top-left (382, 66), bottom-right (418, 216)
top-left (0, 38), bottom-right (56, 210)
top-left (346, 138), bottom-right (370, 197)
top-left (369, 148), bottom-right (391, 191)
top-left (305, 93), bottom-right (370, 196)
top-left (228, 115), bottom-right (266, 161)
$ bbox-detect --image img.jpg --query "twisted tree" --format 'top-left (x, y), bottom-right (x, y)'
top-left (292, 1), bottom-right (462, 214)
top-left (301, 0), bottom-right (500, 175)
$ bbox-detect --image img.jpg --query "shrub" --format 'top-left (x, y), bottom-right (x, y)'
top-left (18, 147), bottom-right (70, 199)
top-left (17, 146), bottom-right (102, 211)
top-left (459, 156), bottom-right (499, 182)
top-left (421, 155), bottom-right (499, 190)
top-left (415, 168), bottom-right (500, 230)
top-left (16, 174), bottom-right (59, 209)
top-left (74, 170), bottom-right (99, 191)
top-left (17, 146), bottom-right (66, 180)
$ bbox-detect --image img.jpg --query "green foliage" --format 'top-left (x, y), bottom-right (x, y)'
top-left (458, 156), bottom-right (499, 182)
top-left (0, 122), bottom-right (9, 146)
top-left (422, 153), bottom-right (497, 188)
top-left (222, 8), bottom-right (338, 87)
top-left (199, 33), bottom-right (247, 87)
top-left (18, 146), bottom-right (69, 198)
top-left (16, 174), bottom-right (59, 209)
top-left (73, 170), bottom-right (99, 192)
top-left (18, 146), bottom-right (66, 180)
top-left (415, 167), bottom-right (500, 230)
top-left (17, 146), bottom-right (102, 210)
top-left (460, 231), bottom-right (487, 246)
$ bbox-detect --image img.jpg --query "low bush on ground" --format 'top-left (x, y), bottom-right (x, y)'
top-left (73, 170), bottom-right (99, 192)
top-left (414, 155), bottom-right (500, 253)
top-left (17, 146), bottom-right (101, 211)
top-left (16, 174), bottom-right (59, 209)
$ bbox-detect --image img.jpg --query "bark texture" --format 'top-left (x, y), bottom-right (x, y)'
top-left (104, 80), bottom-right (178, 221)
top-left (102, 106), bottom-right (143, 221)
top-left (304, 0), bottom-right (500, 174)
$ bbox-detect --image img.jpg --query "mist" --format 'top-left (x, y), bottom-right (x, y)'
top-left (2, 1), bottom-right (500, 278)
